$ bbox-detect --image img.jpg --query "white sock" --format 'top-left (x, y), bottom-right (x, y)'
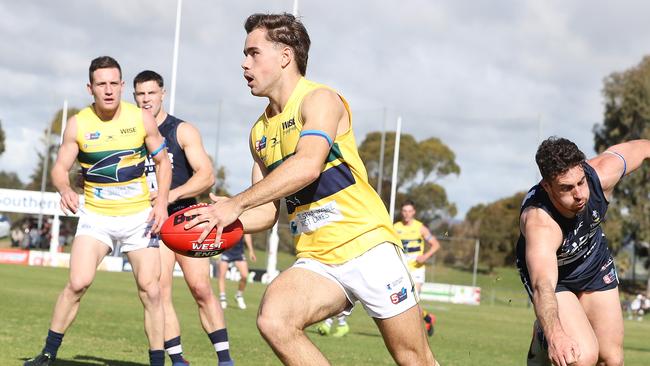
top-left (337, 315), bottom-right (347, 326)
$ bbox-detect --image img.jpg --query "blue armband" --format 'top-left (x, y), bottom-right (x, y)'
top-left (150, 138), bottom-right (167, 157)
top-left (300, 129), bottom-right (333, 147)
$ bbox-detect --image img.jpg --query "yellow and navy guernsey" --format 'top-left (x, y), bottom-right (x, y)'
top-left (394, 219), bottom-right (425, 270)
top-left (250, 78), bottom-right (401, 264)
top-left (76, 102), bottom-right (150, 216)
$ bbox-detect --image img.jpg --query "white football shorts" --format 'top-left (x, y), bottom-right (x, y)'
top-left (292, 242), bottom-right (418, 319)
top-left (75, 207), bottom-right (159, 253)
top-left (410, 266), bottom-right (426, 285)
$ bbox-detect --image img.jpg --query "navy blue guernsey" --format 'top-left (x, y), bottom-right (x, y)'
top-left (220, 237), bottom-right (245, 262)
top-left (516, 162), bottom-right (618, 296)
top-left (145, 114), bottom-right (197, 214)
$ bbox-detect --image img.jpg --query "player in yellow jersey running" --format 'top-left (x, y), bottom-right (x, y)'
top-left (24, 56), bottom-right (171, 366)
top-left (185, 13), bottom-right (438, 366)
top-left (394, 200), bottom-right (441, 336)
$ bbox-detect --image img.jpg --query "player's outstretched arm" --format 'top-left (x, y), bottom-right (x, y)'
top-left (522, 207), bottom-right (581, 366)
top-left (589, 139), bottom-right (650, 198)
top-left (418, 225), bottom-right (441, 264)
top-left (51, 116), bottom-right (80, 215)
top-left (143, 110), bottom-right (172, 233)
top-left (170, 122), bottom-right (215, 203)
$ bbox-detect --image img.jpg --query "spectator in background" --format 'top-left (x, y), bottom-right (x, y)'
top-left (628, 294), bottom-right (649, 321)
top-left (28, 225), bottom-right (39, 249)
top-left (20, 222), bottom-right (31, 249)
top-left (11, 226), bottom-right (23, 247)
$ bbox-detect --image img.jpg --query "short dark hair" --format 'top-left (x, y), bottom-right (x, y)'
top-left (401, 200), bottom-right (416, 209)
top-left (89, 56), bottom-right (122, 83)
top-left (244, 13), bottom-right (311, 76)
top-left (535, 136), bottom-right (586, 181)
top-left (133, 70), bottom-right (164, 89)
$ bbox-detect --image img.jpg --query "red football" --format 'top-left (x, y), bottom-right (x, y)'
top-left (160, 204), bottom-right (244, 257)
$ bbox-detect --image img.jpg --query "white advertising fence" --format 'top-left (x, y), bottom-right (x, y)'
top-left (420, 282), bottom-right (481, 306)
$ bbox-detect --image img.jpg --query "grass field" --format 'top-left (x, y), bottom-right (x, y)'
top-left (1, 261), bottom-right (649, 365)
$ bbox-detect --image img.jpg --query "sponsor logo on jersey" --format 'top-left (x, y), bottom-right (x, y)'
top-left (255, 136), bottom-right (267, 152)
top-left (602, 268), bottom-right (617, 285)
top-left (92, 182), bottom-right (144, 200)
top-left (120, 127), bottom-right (137, 135)
top-left (390, 287), bottom-right (408, 304)
top-left (289, 201), bottom-right (343, 235)
top-left (282, 118), bottom-right (296, 130)
top-left (589, 209), bottom-right (601, 229)
top-left (85, 131), bottom-right (101, 140)
top-left (386, 276), bottom-right (404, 291)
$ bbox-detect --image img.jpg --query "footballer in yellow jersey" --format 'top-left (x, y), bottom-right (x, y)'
top-left (184, 14), bottom-right (438, 365)
top-left (76, 101), bottom-right (151, 216)
top-left (395, 199), bottom-right (441, 337)
top-left (249, 77), bottom-right (400, 264)
top-left (395, 200), bottom-right (441, 291)
top-left (24, 56), bottom-right (171, 366)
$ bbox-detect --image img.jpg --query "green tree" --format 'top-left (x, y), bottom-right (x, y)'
top-left (358, 132), bottom-right (460, 223)
top-left (458, 192), bottom-right (526, 271)
top-left (27, 108), bottom-right (80, 191)
top-left (212, 166), bottom-right (229, 197)
top-left (594, 55), bottom-right (650, 293)
top-left (0, 119), bottom-right (5, 156)
top-left (0, 171), bottom-right (23, 189)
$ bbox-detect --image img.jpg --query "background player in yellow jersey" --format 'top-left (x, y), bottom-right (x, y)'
top-left (394, 200), bottom-right (441, 336)
top-left (133, 70), bottom-right (233, 366)
top-left (185, 13), bottom-right (438, 366)
top-left (24, 56), bottom-right (171, 366)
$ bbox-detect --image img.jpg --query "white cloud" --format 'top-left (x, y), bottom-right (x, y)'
top-left (1, 0), bottom-right (649, 218)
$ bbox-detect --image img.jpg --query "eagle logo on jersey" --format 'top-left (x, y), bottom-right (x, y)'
top-left (87, 149), bottom-right (146, 182)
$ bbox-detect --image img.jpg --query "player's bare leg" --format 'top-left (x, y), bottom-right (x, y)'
top-left (127, 247), bottom-right (164, 350)
top-left (218, 260), bottom-right (229, 308)
top-left (234, 260), bottom-right (249, 292)
top-left (374, 303), bottom-right (436, 366)
top-left (177, 254), bottom-right (226, 332)
top-left (233, 260), bottom-right (249, 309)
top-left (257, 267), bottom-right (349, 366)
top-left (50, 236), bottom-right (110, 332)
top-left (414, 282), bottom-right (435, 336)
top-left (159, 244), bottom-right (182, 339)
top-left (553, 291), bottom-right (600, 366)
top-left (580, 288), bottom-right (624, 366)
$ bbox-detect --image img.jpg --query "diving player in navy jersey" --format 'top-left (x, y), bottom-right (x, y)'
top-left (134, 70), bottom-right (234, 366)
top-left (516, 136), bottom-right (650, 366)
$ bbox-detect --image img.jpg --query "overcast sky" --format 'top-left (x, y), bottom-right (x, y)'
top-left (1, 0), bottom-right (648, 218)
